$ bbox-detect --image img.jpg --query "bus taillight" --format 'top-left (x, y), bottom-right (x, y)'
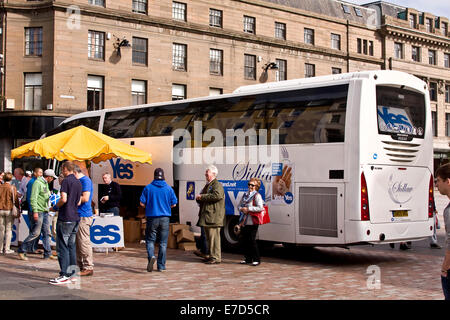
top-left (428, 175), bottom-right (434, 219)
top-left (361, 172), bottom-right (370, 221)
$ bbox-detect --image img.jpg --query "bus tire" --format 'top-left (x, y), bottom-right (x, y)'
top-left (221, 215), bottom-right (241, 250)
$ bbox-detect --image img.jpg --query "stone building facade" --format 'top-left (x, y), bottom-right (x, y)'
top-left (0, 0), bottom-right (448, 170)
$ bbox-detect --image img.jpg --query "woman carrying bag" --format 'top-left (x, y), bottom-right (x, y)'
top-left (237, 177), bottom-right (264, 266)
top-left (0, 172), bottom-right (20, 254)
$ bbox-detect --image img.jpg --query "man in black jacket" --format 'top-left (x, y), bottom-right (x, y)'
top-left (99, 173), bottom-right (122, 216)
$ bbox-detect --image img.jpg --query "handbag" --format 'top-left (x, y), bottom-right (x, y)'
top-left (10, 185), bottom-right (20, 219)
top-left (249, 194), bottom-right (270, 225)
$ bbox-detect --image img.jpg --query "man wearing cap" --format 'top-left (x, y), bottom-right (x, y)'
top-left (18, 169), bottom-right (58, 260)
top-left (140, 168), bottom-right (177, 272)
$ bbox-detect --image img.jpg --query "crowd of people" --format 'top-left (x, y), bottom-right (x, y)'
top-left (0, 161), bottom-right (448, 299)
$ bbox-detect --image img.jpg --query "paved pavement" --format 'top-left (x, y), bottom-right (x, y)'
top-left (0, 193), bottom-right (448, 301)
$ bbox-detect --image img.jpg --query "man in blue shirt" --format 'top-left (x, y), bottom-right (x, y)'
top-left (74, 164), bottom-right (94, 277)
top-left (140, 168), bottom-right (177, 272)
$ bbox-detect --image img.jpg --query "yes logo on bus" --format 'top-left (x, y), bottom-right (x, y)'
top-left (110, 158), bottom-right (134, 180)
top-left (221, 180), bottom-right (266, 216)
top-left (377, 106), bottom-right (413, 133)
top-left (90, 224), bottom-right (121, 245)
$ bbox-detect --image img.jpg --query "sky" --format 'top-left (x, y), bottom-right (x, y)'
top-left (349, 0), bottom-right (450, 20)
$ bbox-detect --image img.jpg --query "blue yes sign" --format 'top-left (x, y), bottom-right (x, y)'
top-left (110, 158), bottom-right (134, 180)
top-left (89, 217), bottom-right (124, 247)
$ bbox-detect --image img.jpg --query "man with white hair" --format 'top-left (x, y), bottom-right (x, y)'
top-left (196, 165), bottom-right (225, 264)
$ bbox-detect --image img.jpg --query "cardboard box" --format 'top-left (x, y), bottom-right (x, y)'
top-left (178, 242), bottom-right (197, 251)
top-left (170, 223), bottom-right (190, 236)
top-left (176, 228), bottom-right (195, 243)
top-left (137, 207), bottom-right (146, 218)
top-left (123, 219), bottom-right (141, 243)
top-left (168, 233), bottom-right (178, 249)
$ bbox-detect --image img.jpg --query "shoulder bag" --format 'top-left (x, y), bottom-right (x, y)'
top-left (249, 193), bottom-right (270, 225)
top-left (10, 186), bottom-right (20, 219)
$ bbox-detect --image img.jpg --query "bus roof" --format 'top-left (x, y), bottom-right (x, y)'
top-left (233, 70), bottom-right (419, 95)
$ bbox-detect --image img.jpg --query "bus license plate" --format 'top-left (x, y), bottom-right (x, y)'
top-left (393, 210), bottom-right (408, 218)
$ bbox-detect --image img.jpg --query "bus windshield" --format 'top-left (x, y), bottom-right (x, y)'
top-left (376, 85), bottom-right (425, 140)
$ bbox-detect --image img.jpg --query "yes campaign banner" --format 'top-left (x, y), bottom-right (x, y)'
top-left (220, 180), bottom-right (265, 216)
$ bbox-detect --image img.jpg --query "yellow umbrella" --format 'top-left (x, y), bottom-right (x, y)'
top-left (11, 125), bottom-right (152, 164)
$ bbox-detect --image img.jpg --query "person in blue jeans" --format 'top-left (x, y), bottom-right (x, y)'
top-left (140, 168), bottom-right (177, 272)
top-left (18, 169), bottom-right (56, 260)
top-left (25, 167), bottom-right (43, 254)
top-left (49, 161), bottom-right (82, 285)
top-left (435, 163), bottom-right (450, 300)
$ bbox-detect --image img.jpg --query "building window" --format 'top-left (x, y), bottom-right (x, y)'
top-left (429, 82), bottom-right (437, 101)
top-left (305, 63), bottom-right (315, 78)
top-left (432, 111), bottom-right (437, 137)
top-left (412, 46), bottom-right (421, 62)
top-left (342, 4), bottom-right (350, 14)
top-left (172, 2), bottom-right (186, 21)
top-left (275, 22), bottom-right (286, 40)
top-left (446, 114), bottom-right (450, 137)
top-left (88, 30), bottom-right (105, 60)
top-left (209, 87), bottom-right (223, 96)
top-left (445, 84), bottom-right (450, 103)
top-left (209, 9), bottom-right (222, 28)
top-left (429, 50), bottom-right (436, 65)
top-left (87, 75), bottom-right (104, 111)
top-left (244, 54), bottom-right (256, 80)
top-left (132, 80), bottom-right (147, 105)
top-left (275, 59), bottom-right (286, 81)
top-left (172, 84), bottom-right (186, 100)
top-left (132, 37), bottom-right (147, 65)
top-left (304, 28), bottom-right (314, 45)
top-left (132, 0), bottom-right (148, 14)
top-left (332, 67), bottom-right (342, 74)
top-left (25, 27), bottom-right (43, 56)
top-left (368, 41), bottom-right (374, 56)
top-left (172, 43), bottom-right (187, 71)
top-left (89, 0), bottom-right (104, 6)
top-left (444, 53), bottom-right (450, 68)
top-left (209, 49), bottom-right (223, 76)
top-left (394, 42), bottom-right (403, 59)
top-left (354, 7), bottom-right (362, 17)
top-left (24, 73), bottom-right (42, 111)
top-left (409, 14), bottom-right (417, 29)
top-left (443, 22), bottom-right (448, 36)
top-left (331, 33), bottom-right (341, 50)
top-left (426, 18), bottom-right (433, 32)
top-left (243, 16), bottom-right (255, 34)
top-left (357, 38), bottom-right (371, 55)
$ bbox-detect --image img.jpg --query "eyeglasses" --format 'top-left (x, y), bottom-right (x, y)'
top-left (248, 183), bottom-right (256, 187)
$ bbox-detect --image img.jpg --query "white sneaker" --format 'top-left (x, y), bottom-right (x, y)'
top-left (4, 249), bottom-right (14, 254)
top-left (49, 276), bottom-right (71, 285)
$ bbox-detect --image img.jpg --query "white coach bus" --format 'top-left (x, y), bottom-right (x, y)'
top-left (45, 70), bottom-right (435, 248)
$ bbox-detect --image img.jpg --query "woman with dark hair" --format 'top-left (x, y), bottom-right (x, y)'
top-left (237, 177), bottom-right (264, 266)
top-left (0, 172), bottom-right (20, 254)
top-left (435, 163), bottom-right (450, 300)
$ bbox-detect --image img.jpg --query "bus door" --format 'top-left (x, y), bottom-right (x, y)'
top-left (295, 182), bottom-right (345, 245)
